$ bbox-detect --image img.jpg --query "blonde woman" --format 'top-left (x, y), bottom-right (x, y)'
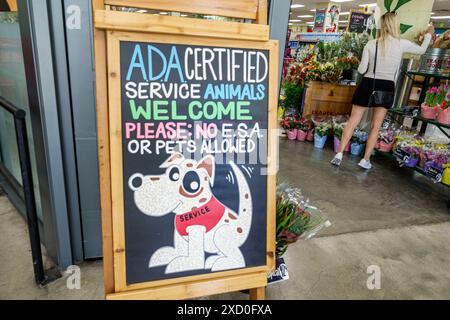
top-left (331, 12), bottom-right (434, 169)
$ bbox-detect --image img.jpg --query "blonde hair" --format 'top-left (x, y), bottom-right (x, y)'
top-left (378, 12), bottom-right (400, 55)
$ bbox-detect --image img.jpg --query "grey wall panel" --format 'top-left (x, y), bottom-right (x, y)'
top-left (18, 0), bottom-right (73, 268)
top-left (75, 138), bottom-right (101, 257)
top-left (269, 0), bottom-right (291, 90)
top-left (47, 0), bottom-right (84, 263)
top-left (63, 0), bottom-right (102, 259)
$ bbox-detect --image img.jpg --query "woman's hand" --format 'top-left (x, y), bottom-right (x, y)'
top-left (426, 24), bottom-right (435, 35)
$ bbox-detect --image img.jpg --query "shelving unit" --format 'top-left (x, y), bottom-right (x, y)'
top-left (377, 70), bottom-right (450, 207)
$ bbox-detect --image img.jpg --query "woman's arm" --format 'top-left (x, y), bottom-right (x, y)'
top-left (357, 43), bottom-right (370, 75)
top-left (401, 33), bottom-right (432, 55)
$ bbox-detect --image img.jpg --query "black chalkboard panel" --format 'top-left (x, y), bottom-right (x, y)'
top-left (120, 41), bottom-right (269, 285)
top-left (348, 11), bottom-right (373, 34)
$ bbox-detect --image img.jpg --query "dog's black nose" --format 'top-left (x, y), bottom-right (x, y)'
top-left (129, 173), bottom-right (144, 191)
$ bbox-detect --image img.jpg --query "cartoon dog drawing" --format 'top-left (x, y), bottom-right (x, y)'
top-left (128, 153), bottom-right (252, 274)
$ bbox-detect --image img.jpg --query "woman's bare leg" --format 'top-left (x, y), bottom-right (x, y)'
top-left (363, 107), bottom-right (388, 161)
top-left (337, 105), bottom-right (367, 153)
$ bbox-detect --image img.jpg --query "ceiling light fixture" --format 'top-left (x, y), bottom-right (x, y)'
top-left (359, 3), bottom-right (377, 8)
top-left (431, 16), bottom-right (450, 20)
top-left (298, 15), bottom-right (313, 18)
top-left (291, 4), bottom-right (305, 8)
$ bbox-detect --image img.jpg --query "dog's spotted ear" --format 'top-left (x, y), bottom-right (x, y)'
top-left (197, 155), bottom-right (215, 186)
top-left (160, 153), bottom-right (185, 169)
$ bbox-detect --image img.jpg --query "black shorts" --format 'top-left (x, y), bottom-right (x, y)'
top-left (352, 77), bottom-right (396, 108)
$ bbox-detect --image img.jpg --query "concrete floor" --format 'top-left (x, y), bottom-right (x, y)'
top-left (1, 138), bottom-right (449, 299)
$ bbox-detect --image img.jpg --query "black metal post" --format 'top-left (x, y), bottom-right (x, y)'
top-left (0, 96), bottom-right (46, 285)
top-left (13, 114), bottom-right (46, 285)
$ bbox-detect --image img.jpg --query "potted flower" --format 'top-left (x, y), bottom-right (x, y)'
top-left (306, 117), bottom-right (315, 142)
top-left (333, 124), bottom-right (350, 153)
top-left (280, 116), bottom-right (298, 140)
top-left (314, 122), bottom-right (331, 149)
top-left (296, 117), bottom-right (312, 141)
top-left (421, 85), bottom-right (447, 119)
top-left (350, 129), bottom-right (368, 156)
top-left (393, 140), bottom-right (422, 168)
top-left (377, 128), bottom-right (396, 152)
top-left (437, 91), bottom-right (450, 125)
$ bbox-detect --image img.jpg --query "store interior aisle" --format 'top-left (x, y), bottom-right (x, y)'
top-left (1, 139), bottom-right (450, 299)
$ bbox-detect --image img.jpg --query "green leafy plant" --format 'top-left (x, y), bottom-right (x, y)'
top-left (317, 41), bottom-right (344, 63)
top-left (340, 32), bottom-right (369, 62)
top-left (283, 82), bottom-right (303, 109)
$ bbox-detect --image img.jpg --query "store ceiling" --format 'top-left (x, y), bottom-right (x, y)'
top-left (289, 0), bottom-right (450, 29)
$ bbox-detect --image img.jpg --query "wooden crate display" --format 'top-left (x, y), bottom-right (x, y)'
top-left (303, 81), bottom-right (357, 116)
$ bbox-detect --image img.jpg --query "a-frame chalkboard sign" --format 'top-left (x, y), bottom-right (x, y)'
top-left (92, 0), bottom-right (278, 300)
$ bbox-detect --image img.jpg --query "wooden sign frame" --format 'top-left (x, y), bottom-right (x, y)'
top-left (92, 0), bottom-right (278, 300)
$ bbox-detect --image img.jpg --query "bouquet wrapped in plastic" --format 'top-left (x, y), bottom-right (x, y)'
top-left (420, 143), bottom-right (450, 182)
top-left (376, 122), bottom-right (400, 153)
top-left (275, 182), bottom-right (331, 259)
top-left (393, 136), bottom-right (423, 168)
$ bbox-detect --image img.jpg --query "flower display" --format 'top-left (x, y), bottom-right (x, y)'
top-left (440, 92), bottom-right (450, 110)
top-left (318, 61), bottom-right (343, 84)
top-left (276, 183), bottom-right (330, 258)
top-left (314, 122), bottom-right (331, 137)
top-left (280, 116), bottom-right (298, 130)
top-left (425, 84), bottom-right (449, 108)
top-left (352, 128), bottom-right (369, 144)
top-left (297, 117), bottom-right (313, 132)
top-left (337, 56), bottom-right (360, 71)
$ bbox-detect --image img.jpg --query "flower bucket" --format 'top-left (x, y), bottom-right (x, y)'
top-left (333, 136), bottom-right (350, 153)
top-left (437, 107), bottom-right (450, 125)
top-left (404, 156), bottom-right (419, 168)
top-left (420, 103), bottom-right (438, 120)
top-left (286, 129), bottom-right (298, 140)
top-left (378, 140), bottom-right (394, 153)
top-left (314, 134), bottom-right (327, 149)
top-left (297, 130), bottom-right (307, 141)
top-left (423, 160), bottom-right (434, 172)
top-left (306, 129), bottom-right (314, 142)
top-left (350, 143), bottom-right (364, 156)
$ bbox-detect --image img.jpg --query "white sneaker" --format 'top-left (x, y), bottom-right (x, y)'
top-left (330, 153), bottom-right (343, 166)
top-left (358, 159), bottom-right (372, 170)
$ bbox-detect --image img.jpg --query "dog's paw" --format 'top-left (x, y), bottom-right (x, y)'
top-left (149, 246), bottom-right (179, 268)
top-left (165, 256), bottom-right (204, 274)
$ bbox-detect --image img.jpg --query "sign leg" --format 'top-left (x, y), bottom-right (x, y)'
top-left (249, 287), bottom-right (266, 300)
